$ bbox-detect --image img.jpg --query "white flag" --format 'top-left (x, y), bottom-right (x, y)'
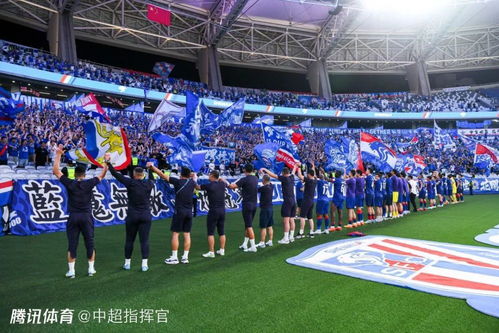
top-left (148, 98), bottom-right (185, 132)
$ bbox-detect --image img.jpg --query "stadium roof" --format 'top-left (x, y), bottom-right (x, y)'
top-left (1, 0), bottom-right (498, 74)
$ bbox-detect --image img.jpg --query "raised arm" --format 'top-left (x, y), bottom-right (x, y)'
top-left (96, 159), bottom-right (108, 181)
top-left (296, 165), bottom-right (304, 181)
top-left (260, 168), bottom-right (278, 179)
top-left (105, 159), bottom-right (130, 185)
top-left (52, 144), bottom-right (64, 179)
top-left (147, 162), bottom-right (169, 182)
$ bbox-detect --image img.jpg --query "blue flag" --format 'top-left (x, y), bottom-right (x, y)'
top-left (324, 140), bottom-right (349, 170)
top-left (0, 87), bottom-right (24, 121)
top-left (182, 91), bottom-right (202, 148)
top-left (220, 98), bottom-right (245, 126)
top-left (252, 115), bottom-right (274, 125)
top-left (200, 102), bottom-right (221, 134)
top-left (261, 123), bottom-right (297, 155)
top-left (152, 132), bottom-right (205, 171)
top-left (254, 142), bottom-right (284, 173)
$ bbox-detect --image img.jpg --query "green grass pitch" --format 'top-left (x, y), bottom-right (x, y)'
top-left (1, 195), bottom-right (498, 332)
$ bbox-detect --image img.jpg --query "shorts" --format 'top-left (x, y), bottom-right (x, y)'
top-left (296, 198), bottom-right (303, 208)
top-left (299, 200), bottom-right (314, 219)
top-left (428, 192), bottom-right (436, 199)
top-left (374, 196), bottom-right (384, 208)
top-left (207, 208), bottom-right (225, 236)
top-left (281, 200), bottom-right (297, 218)
top-left (316, 199), bottom-right (329, 215)
top-left (346, 196), bottom-right (355, 209)
top-left (259, 207), bottom-right (274, 228)
top-left (66, 212), bottom-right (95, 259)
top-left (332, 197), bottom-right (344, 209)
top-left (171, 209), bottom-right (193, 233)
top-left (385, 193), bottom-right (393, 205)
top-left (242, 202), bottom-right (257, 228)
top-left (419, 191), bottom-right (426, 199)
top-left (392, 192), bottom-right (399, 204)
top-left (355, 195), bottom-right (365, 208)
top-left (365, 193), bottom-right (374, 207)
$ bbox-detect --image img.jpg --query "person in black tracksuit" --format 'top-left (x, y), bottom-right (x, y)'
top-left (106, 160), bottom-right (154, 272)
top-left (52, 145), bottom-right (108, 279)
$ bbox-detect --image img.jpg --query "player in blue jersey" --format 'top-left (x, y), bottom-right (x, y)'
top-left (374, 173), bottom-right (384, 222)
top-left (295, 179), bottom-right (304, 220)
top-left (296, 164), bottom-right (317, 238)
top-left (365, 168), bottom-right (375, 223)
top-left (401, 172), bottom-right (410, 215)
top-left (355, 169), bottom-right (365, 225)
top-left (345, 170), bottom-right (357, 228)
top-left (417, 174), bottom-right (427, 211)
top-left (329, 170), bottom-right (345, 231)
top-left (315, 169), bottom-right (331, 234)
top-left (427, 176), bottom-right (436, 209)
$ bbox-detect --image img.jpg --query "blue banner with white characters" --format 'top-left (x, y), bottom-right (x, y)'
top-left (201, 147), bottom-right (235, 166)
top-left (1, 176), bottom-right (498, 236)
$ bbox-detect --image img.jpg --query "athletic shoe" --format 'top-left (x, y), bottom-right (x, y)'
top-left (335, 226), bottom-right (343, 231)
top-left (141, 266), bottom-right (149, 272)
top-left (88, 269), bottom-right (96, 277)
top-left (164, 257), bottom-right (179, 265)
top-left (278, 238), bottom-right (289, 244)
top-left (289, 237), bottom-right (295, 243)
top-left (244, 246), bottom-right (257, 253)
top-left (239, 244), bottom-right (247, 250)
top-left (123, 263), bottom-right (130, 270)
top-left (308, 232), bottom-right (315, 239)
top-left (295, 233), bottom-right (305, 239)
top-left (315, 229), bottom-right (322, 234)
top-left (345, 224), bottom-right (353, 228)
top-left (323, 229), bottom-right (330, 234)
top-left (65, 271), bottom-right (75, 279)
top-left (202, 252), bottom-right (215, 258)
top-left (256, 242), bottom-right (266, 249)
top-left (265, 240), bottom-right (273, 247)
top-left (216, 249), bottom-right (225, 256)
top-left (352, 222), bottom-right (358, 227)
top-left (181, 257), bottom-right (189, 264)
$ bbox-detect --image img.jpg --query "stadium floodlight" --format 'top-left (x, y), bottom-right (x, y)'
top-left (360, 0), bottom-right (453, 15)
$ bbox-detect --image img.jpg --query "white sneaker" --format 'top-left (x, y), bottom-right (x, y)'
top-left (216, 249), bottom-right (225, 256)
top-left (314, 229), bottom-right (322, 234)
top-left (289, 236), bottom-right (295, 243)
top-left (65, 271), bottom-right (75, 279)
top-left (323, 229), bottom-right (330, 234)
top-left (239, 244), bottom-right (248, 251)
top-left (278, 238), bottom-right (289, 244)
top-left (88, 269), bottom-right (96, 277)
top-left (265, 240), bottom-right (273, 247)
top-left (164, 257), bottom-right (179, 265)
top-left (141, 266), bottom-right (149, 272)
top-left (244, 246), bottom-right (257, 252)
top-left (181, 257), bottom-right (189, 264)
top-left (202, 252), bottom-right (215, 258)
top-left (256, 242), bottom-right (266, 248)
top-left (123, 263), bottom-right (130, 270)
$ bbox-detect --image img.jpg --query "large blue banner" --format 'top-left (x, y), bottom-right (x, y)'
top-left (201, 147), bottom-right (236, 165)
top-left (1, 176), bottom-right (497, 236)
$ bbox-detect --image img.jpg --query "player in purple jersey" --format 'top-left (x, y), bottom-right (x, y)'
top-left (315, 168), bottom-right (331, 234)
top-left (345, 169), bottom-right (357, 228)
top-left (355, 169), bottom-right (366, 225)
top-left (374, 173), bottom-right (384, 222)
top-left (417, 174), bottom-right (427, 211)
top-left (365, 168), bottom-right (375, 223)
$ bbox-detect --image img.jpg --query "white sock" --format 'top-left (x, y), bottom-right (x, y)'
top-left (283, 232), bottom-right (289, 241)
top-left (182, 251), bottom-right (189, 259)
top-left (68, 262), bottom-right (75, 273)
top-left (249, 239), bottom-right (256, 248)
top-left (125, 258), bottom-right (131, 266)
top-left (172, 250), bottom-right (178, 259)
top-left (243, 237), bottom-right (249, 247)
top-left (88, 261), bottom-right (95, 271)
top-left (289, 230), bottom-right (295, 238)
top-left (142, 259), bottom-right (148, 267)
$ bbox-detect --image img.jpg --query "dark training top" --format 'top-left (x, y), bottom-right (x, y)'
top-left (169, 177), bottom-right (197, 210)
top-left (200, 181), bottom-right (227, 210)
top-left (278, 175), bottom-right (295, 203)
top-left (59, 175), bottom-right (100, 214)
top-left (258, 183), bottom-right (274, 209)
top-left (235, 175), bottom-right (258, 204)
top-left (303, 177), bottom-right (317, 201)
top-left (109, 164), bottom-right (154, 212)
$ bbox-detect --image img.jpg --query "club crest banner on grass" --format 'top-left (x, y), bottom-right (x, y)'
top-left (475, 228), bottom-right (499, 247)
top-left (287, 236), bottom-right (499, 318)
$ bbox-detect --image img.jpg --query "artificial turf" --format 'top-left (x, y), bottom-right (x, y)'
top-left (1, 195), bottom-right (498, 332)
